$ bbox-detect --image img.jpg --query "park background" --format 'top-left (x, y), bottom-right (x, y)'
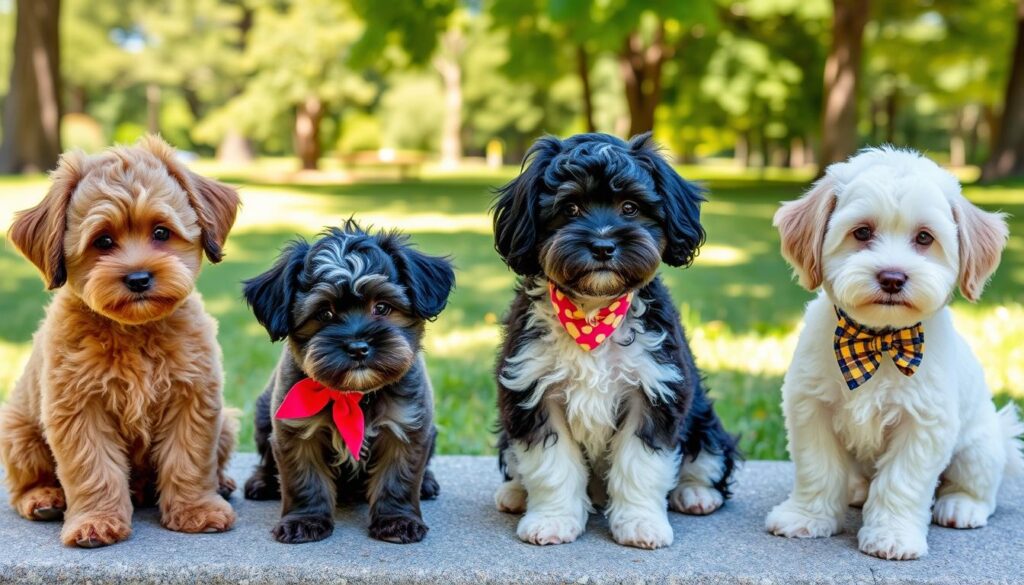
top-left (0, 0), bottom-right (1022, 459)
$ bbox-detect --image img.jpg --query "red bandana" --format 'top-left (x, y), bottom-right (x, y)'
top-left (275, 378), bottom-right (365, 461)
top-left (548, 282), bottom-right (633, 351)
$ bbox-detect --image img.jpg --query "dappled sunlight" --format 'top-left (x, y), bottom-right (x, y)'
top-left (695, 244), bottom-right (751, 266)
top-left (0, 340), bottom-right (32, 398)
top-left (425, 323), bottom-right (501, 358)
top-left (702, 200), bottom-right (779, 219)
top-left (951, 304), bottom-right (1024, 398)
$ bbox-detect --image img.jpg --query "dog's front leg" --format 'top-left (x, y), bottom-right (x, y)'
top-left (766, 392), bottom-right (850, 538)
top-left (45, 404), bottom-right (133, 547)
top-left (511, 405), bottom-right (590, 546)
top-left (154, 388), bottom-right (235, 534)
top-left (366, 425), bottom-right (431, 543)
top-left (858, 419), bottom-right (956, 560)
top-left (605, 399), bottom-right (678, 549)
top-left (271, 423), bottom-right (337, 543)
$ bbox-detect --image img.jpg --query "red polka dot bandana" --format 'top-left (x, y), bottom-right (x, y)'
top-left (549, 282), bottom-right (633, 351)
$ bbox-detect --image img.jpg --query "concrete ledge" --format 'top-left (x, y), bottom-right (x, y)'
top-left (0, 455), bottom-right (1022, 584)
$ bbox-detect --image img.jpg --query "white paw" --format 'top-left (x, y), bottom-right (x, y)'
top-left (858, 524), bottom-right (928, 560)
top-left (516, 512), bottom-right (584, 546)
top-left (610, 510), bottom-right (673, 549)
top-left (933, 494), bottom-right (991, 529)
top-left (669, 485), bottom-right (723, 516)
top-left (494, 481), bottom-right (527, 514)
top-left (765, 500), bottom-right (842, 538)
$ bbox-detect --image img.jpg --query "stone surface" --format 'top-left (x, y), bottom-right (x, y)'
top-left (0, 455), bottom-right (1021, 584)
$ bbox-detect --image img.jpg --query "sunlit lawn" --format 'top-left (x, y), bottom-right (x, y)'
top-left (1, 164), bottom-right (1021, 459)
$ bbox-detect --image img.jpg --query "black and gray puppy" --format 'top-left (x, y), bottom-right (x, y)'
top-left (241, 221), bottom-right (454, 544)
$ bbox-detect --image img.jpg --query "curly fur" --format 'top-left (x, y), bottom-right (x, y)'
top-left (0, 135), bottom-right (240, 548)
top-left (491, 133), bottom-right (738, 550)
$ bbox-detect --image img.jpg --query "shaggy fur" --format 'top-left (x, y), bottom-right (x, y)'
top-left (242, 221), bottom-right (454, 545)
top-left (491, 133), bottom-right (738, 550)
top-left (1, 136), bottom-right (241, 548)
top-left (766, 147), bottom-right (1024, 560)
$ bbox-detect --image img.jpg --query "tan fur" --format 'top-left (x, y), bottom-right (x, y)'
top-left (774, 176), bottom-right (837, 291)
top-left (1, 136), bottom-right (241, 547)
top-left (953, 197), bottom-right (1009, 302)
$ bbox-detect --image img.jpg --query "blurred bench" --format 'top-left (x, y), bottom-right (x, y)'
top-left (340, 149), bottom-right (426, 180)
top-left (0, 455), bottom-right (1021, 584)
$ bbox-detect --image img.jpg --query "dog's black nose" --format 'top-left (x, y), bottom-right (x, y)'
top-left (589, 239), bottom-right (616, 261)
top-left (344, 341), bottom-right (371, 360)
top-left (124, 271), bottom-right (153, 293)
top-left (877, 270), bottom-right (907, 294)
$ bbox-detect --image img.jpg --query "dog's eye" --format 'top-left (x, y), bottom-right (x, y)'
top-left (372, 302), bottom-right (392, 316)
top-left (93, 235), bottom-right (115, 250)
top-left (852, 227), bottom-right (873, 242)
top-left (564, 203), bottom-right (581, 218)
top-left (915, 231), bottom-right (934, 246)
top-left (316, 309), bottom-right (334, 322)
top-left (152, 226), bottom-right (171, 241)
top-left (621, 201), bottom-right (638, 217)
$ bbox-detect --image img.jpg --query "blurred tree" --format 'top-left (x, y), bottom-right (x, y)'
top-left (201, 0), bottom-right (375, 170)
top-left (983, 0), bottom-right (1024, 181)
top-left (350, 0), bottom-right (461, 165)
top-left (488, 0), bottom-right (716, 138)
top-left (0, 0), bottom-right (61, 174)
top-left (819, 0), bottom-right (870, 169)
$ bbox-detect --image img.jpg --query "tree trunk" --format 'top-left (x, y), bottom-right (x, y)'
top-left (982, 0), bottom-right (1024, 181)
top-left (294, 96), bottom-right (323, 171)
top-left (435, 28), bottom-right (464, 170)
top-left (216, 128), bottom-right (254, 165)
top-left (735, 131), bottom-right (750, 168)
top-left (146, 83), bottom-right (161, 135)
top-left (950, 107), bottom-right (967, 168)
top-left (790, 136), bottom-right (806, 168)
top-left (818, 0), bottom-right (870, 171)
top-left (620, 21), bottom-right (670, 137)
top-left (0, 0), bottom-right (62, 174)
top-left (576, 44), bottom-right (596, 133)
top-left (884, 88), bottom-right (898, 144)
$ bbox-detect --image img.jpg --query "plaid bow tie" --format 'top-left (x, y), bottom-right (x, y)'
top-left (833, 307), bottom-right (924, 390)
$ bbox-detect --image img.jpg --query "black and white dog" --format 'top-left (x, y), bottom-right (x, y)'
top-left (241, 221), bottom-right (454, 544)
top-left (491, 133), bottom-right (738, 549)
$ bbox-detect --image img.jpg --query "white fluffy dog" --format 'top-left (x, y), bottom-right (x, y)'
top-left (766, 147), bottom-right (1023, 560)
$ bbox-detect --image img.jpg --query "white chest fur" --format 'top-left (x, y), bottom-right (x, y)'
top-left (500, 290), bottom-right (681, 460)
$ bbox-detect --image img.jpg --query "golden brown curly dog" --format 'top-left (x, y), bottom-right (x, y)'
top-left (1, 136), bottom-right (241, 548)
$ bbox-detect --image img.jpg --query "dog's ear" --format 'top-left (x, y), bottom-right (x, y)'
top-left (9, 151), bottom-right (86, 289)
top-left (953, 198), bottom-right (1008, 302)
top-left (381, 233), bottom-right (456, 320)
top-left (492, 136), bottom-right (562, 275)
top-left (243, 240), bottom-right (310, 341)
top-left (774, 175), bottom-right (837, 291)
top-left (629, 132), bottom-right (707, 267)
top-left (141, 134), bottom-right (241, 263)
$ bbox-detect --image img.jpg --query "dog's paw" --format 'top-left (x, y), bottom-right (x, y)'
top-left (669, 485), bottom-right (723, 516)
top-left (766, 500), bottom-right (841, 538)
top-left (420, 470), bottom-right (440, 501)
top-left (610, 511), bottom-right (674, 549)
top-left (516, 512), bottom-right (584, 546)
top-left (369, 514), bottom-right (429, 544)
top-left (933, 494), bottom-right (991, 529)
top-left (161, 496), bottom-right (235, 533)
top-left (61, 513), bottom-right (132, 548)
top-left (494, 480), bottom-right (527, 514)
top-left (858, 524), bottom-right (928, 560)
top-left (272, 514), bottom-right (334, 544)
top-left (15, 486), bottom-right (66, 521)
top-left (244, 473), bottom-right (280, 501)
top-left (218, 473), bottom-right (237, 500)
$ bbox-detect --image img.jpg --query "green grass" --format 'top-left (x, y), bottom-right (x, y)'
top-left (1, 165), bottom-right (1022, 460)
